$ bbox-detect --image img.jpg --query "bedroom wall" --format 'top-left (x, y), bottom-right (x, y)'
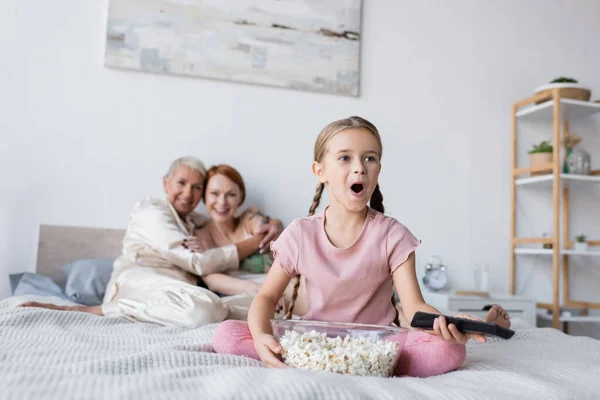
top-left (2, 1), bottom-right (599, 336)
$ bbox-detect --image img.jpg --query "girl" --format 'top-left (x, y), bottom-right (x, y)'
top-left (212, 117), bottom-right (510, 377)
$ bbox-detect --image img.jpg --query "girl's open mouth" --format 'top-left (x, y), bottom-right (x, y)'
top-left (351, 183), bottom-right (364, 196)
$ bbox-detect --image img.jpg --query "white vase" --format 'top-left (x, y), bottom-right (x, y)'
top-left (566, 147), bottom-right (591, 175)
top-left (574, 242), bottom-right (588, 251)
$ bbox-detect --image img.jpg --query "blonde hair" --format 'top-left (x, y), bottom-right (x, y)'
top-left (165, 156), bottom-right (207, 179)
top-left (285, 116), bottom-right (388, 319)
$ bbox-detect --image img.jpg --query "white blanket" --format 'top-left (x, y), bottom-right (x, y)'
top-left (1, 295), bottom-right (599, 400)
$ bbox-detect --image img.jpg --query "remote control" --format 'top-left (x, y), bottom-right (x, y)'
top-left (410, 311), bottom-right (515, 339)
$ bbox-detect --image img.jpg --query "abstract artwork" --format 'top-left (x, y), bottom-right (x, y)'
top-left (105, 0), bottom-right (363, 96)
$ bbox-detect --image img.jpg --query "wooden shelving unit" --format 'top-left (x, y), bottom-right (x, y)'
top-left (510, 91), bottom-right (600, 331)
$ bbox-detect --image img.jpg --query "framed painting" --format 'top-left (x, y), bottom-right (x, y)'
top-left (105, 0), bottom-right (363, 96)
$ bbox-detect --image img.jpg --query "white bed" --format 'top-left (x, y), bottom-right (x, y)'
top-left (1, 225), bottom-right (599, 400)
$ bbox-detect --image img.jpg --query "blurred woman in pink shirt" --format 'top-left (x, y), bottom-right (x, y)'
top-left (187, 164), bottom-right (308, 319)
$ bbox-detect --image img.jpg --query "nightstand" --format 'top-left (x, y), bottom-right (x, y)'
top-left (421, 291), bottom-right (536, 327)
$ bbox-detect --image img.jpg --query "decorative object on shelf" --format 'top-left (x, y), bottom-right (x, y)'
top-left (539, 306), bottom-right (588, 319)
top-left (542, 232), bottom-right (553, 249)
top-left (566, 147), bottom-right (591, 175)
top-left (574, 235), bottom-right (588, 251)
top-left (104, 0), bottom-right (363, 97)
top-left (561, 132), bottom-right (580, 173)
top-left (533, 77), bottom-right (591, 105)
top-left (528, 140), bottom-right (553, 176)
top-left (562, 131), bottom-right (591, 175)
top-left (422, 256), bottom-right (449, 292)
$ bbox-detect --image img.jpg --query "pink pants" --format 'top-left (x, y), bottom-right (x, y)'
top-left (212, 320), bottom-right (466, 378)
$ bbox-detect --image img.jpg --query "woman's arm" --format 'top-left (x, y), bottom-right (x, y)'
top-left (202, 273), bottom-right (260, 296)
top-left (185, 234), bottom-right (263, 261)
top-left (238, 206), bottom-right (283, 254)
top-left (257, 219), bottom-right (284, 253)
top-left (233, 234), bottom-right (265, 261)
top-left (130, 198), bottom-right (239, 276)
top-left (393, 252), bottom-right (486, 344)
top-left (240, 207), bottom-right (269, 234)
top-left (248, 261), bottom-right (291, 367)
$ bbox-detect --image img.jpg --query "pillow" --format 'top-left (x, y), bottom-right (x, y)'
top-left (9, 272), bottom-right (25, 293)
top-left (10, 272), bottom-right (72, 301)
top-left (62, 259), bottom-right (114, 306)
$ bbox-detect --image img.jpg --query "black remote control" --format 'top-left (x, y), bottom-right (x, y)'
top-left (410, 311), bottom-right (515, 339)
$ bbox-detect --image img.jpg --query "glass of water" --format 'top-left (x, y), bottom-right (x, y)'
top-left (473, 263), bottom-right (490, 292)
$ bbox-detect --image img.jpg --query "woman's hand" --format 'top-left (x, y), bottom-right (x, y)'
top-left (432, 313), bottom-right (487, 344)
top-left (253, 333), bottom-right (288, 368)
top-left (255, 219), bottom-right (284, 254)
top-left (183, 236), bottom-right (204, 252)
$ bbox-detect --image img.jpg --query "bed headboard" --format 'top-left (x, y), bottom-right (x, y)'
top-left (36, 224), bottom-right (126, 287)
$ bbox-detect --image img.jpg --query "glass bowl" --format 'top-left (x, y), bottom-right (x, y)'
top-left (271, 319), bottom-right (408, 377)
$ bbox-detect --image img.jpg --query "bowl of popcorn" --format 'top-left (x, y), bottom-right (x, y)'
top-left (271, 319), bottom-right (408, 377)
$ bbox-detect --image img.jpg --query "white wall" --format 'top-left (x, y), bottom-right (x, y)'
top-left (2, 1), bottom-right (599, 335)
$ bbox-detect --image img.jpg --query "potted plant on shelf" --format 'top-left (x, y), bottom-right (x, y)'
top-left (574, 235), bottom-right (588, 251)
top-left (534, 77), bottom-right (591, 104)
top-left (528, 140), bottom-right (553, 176)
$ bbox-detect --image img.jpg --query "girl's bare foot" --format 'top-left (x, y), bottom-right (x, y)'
top-left (484, 305), bottom-right (511, 329)
top-left (19, 302), bottom-right (104, 316)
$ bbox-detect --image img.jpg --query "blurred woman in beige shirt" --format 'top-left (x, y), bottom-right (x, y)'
top-left (187, 164), bottom-right (308, 318)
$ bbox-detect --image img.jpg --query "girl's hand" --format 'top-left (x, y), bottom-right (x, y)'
top-left (256, 219), bottom-right (284, 254)
top-left (433, 314), bottom-right (487, 344)
top-left (254, 333), bottom-right (288, 368)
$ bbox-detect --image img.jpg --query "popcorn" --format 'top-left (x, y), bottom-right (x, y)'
top-left (278, 330), bottom-right (400, 377)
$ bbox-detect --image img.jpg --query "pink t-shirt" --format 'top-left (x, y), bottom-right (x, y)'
top-left (271, 207), bottom-right (421, 326)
